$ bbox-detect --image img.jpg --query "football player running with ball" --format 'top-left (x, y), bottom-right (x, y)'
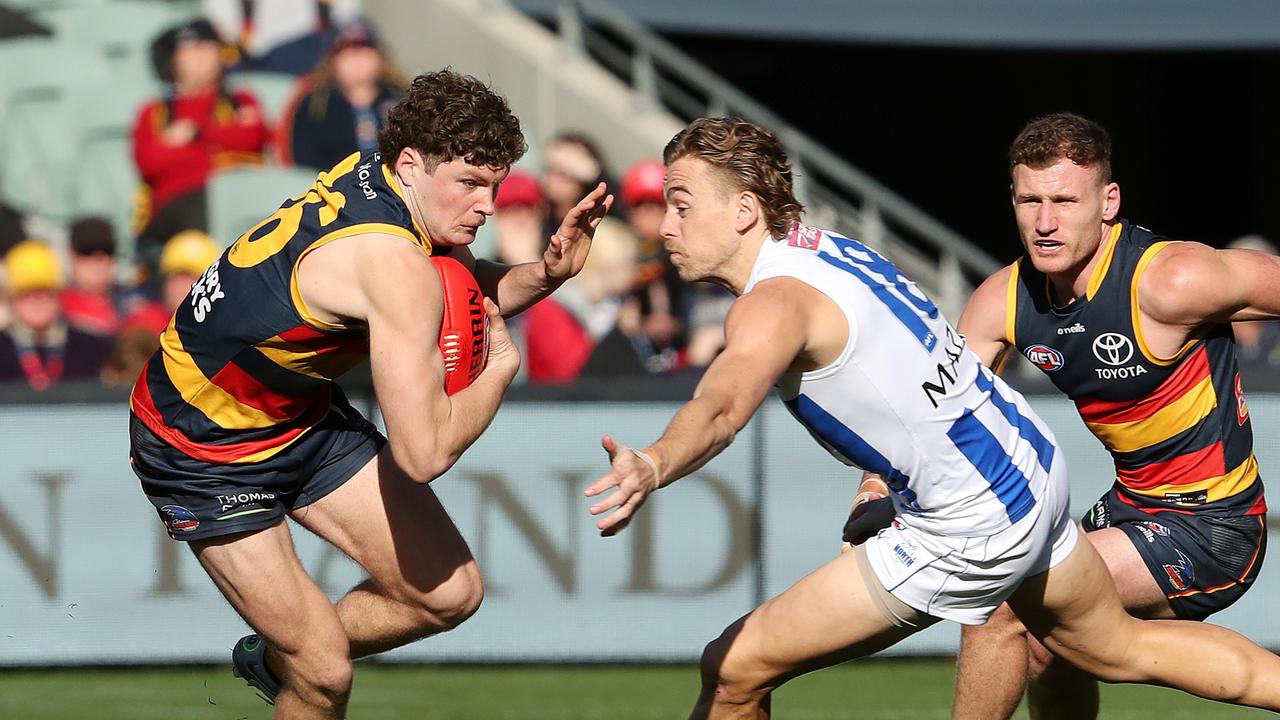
top-left (128, 69), bottom-right (611, 719)
top-left (584, 117), bottom-right (1280, 719)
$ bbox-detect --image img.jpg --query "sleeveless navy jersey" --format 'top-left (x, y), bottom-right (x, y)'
top-left (1009, 219), bottom-right (1263, 516)
top-left (130, 151), bottom-right (433, 464)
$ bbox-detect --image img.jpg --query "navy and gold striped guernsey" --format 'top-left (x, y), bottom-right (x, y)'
top-left (130, 151), bottom-right (432, 464)
top-left (1009, 219), bottom-right (1265, 517)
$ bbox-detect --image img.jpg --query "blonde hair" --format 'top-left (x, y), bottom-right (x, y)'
top-left (663, 117), bottom-right (803, 238)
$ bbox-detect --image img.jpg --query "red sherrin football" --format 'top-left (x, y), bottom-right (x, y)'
top-left (432, 255), bottom-right (489, 395)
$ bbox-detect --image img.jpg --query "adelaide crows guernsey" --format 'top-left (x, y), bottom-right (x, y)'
top-left (1010, 219), bottom-right (1264, 516)
top-left (752, 224), bottom-right (1063, 542)
top-left (130, 151), bottom-right (431, 464)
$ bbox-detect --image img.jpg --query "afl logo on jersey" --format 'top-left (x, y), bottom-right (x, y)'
top-left (1024, 344), bottom-right (1065, 372)
top-left (1092, 333), bottom-right (1134, 366)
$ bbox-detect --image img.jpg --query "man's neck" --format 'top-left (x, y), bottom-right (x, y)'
top-left (1047, 222), bottom-right (1116, 306)
top-left (725, 226), bottom-right (772, 296)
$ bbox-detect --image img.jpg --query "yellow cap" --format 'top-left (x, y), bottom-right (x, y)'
top-left (5, 241), bottom-right (61, 294)
top-left (160, 230), bottom-right (220, 277)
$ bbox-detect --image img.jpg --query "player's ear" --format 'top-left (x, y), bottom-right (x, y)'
top-left (1101, 181), bottom-right (1121, 222)
top-left (734, 190), bottom-right (760, 233)
top-left (395, 148), bottom-right (421, 187)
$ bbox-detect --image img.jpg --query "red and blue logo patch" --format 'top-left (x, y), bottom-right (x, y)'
top-left (786, 223), bottom-right (822, 251)
top-left (160, 504), bottom-right (200, 535)
top-left (1024, 344), bottom-right (1065, 372)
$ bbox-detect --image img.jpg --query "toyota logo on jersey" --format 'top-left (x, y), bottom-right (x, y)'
top-left (1024, 344), bottom-right (1065, 372)
top-left (1092, 333), bottom-right (1134, 366)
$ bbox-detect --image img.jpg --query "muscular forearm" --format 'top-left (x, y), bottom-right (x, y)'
top-left (429, 356), bottom-right (519, 477)
top-left (475, 259), bottom-right (561, 317)
top-left (645, 396), bottom-right (741, 489)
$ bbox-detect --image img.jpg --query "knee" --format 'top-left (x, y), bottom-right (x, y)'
top-left (280, 634), bottom-right (353, 709)
top-left (1026, 640), bottom-right (1059, 682)
top-left (406, 565), bottom-right (485, 633)
top-left (698, 631), bottom-right (770, 708)
top-left (987, 603), bottom-right (1028, 637)
top-left (965, 603), bottom-right (1028, 648)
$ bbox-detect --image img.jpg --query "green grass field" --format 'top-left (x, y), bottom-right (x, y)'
top-left (0, 661), bottom-right (1270, 719)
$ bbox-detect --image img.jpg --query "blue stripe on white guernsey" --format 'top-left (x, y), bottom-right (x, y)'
top-left (784, 394), bottom-right (923, 513)
top-left (815, 232), bottom-right (940, 352)
top-left (946, 409), bottom-right (1038, 524)
top-left (973, 366), bottom-right (1056, 474)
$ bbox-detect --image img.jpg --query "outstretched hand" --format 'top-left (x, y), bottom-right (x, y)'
top-left (544, 183), bottom-right (614, 282)
top-left (584, 434), bottom-right (661, 536)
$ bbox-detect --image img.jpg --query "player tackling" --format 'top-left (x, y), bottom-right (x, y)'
top-left (128, 69), bottom-right (611, 719)
top-left (583, 116), bottom-right (1280, 718)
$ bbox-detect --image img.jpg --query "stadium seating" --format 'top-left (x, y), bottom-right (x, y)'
top-left (206, 166), bottom-right (318, 247)
top-left (34, 1), bottom-right (190, 79)
top-left (0, 37), bottom-right (107, 218)
top-left (70, 76), bottom-right (161, 265)
top-left (228, 70), bottom-right (302, 126)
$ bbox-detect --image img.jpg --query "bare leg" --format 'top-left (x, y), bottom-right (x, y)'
top-left (194, 525), bottom-right (351, 720)
top-left (952, 605), bottom-right (1028, 720)
top-left (690, 547), bottom-right (925, 720)
top-left (953, 527), bottom-right (1173, 720)
top-left (1025, 527), bottom-right (1173, 719)
top-left (1009, 536), bottom-right (1280, 711)
top-left (290, 450), bottom-right (484, 658)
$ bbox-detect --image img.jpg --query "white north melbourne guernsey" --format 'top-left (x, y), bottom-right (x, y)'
top-left (747, 224), bottom-right (1079, 624)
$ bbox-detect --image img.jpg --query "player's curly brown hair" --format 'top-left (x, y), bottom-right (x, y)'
top-left (663, 117), bottom-right (803, 238)
top-left (1009, 112), bottom-right (1112, 182)
top-left (378, 69), bottom-right (526, 169)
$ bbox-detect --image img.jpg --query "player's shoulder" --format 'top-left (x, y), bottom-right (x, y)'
top-left (969, 262), bottom-right (1018, 310)
top-left (1139, 240), bottom-right (1220, 296)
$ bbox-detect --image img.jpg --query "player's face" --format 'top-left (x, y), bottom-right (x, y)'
top-left (412, 158), bottom-right (508, 247)
top-left (660, 157), bottom-right (740, 283)
top-left (1011, 158), bottom-right (1119, 279)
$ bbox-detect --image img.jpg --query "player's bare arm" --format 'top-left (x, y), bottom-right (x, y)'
top-left (585, 278), bottom-right (832, 536)
top-left (473, 182), bottom-right (614, 316)
top-left (956, 263), bottom-right (1017, 369)
top-left (301, 233), bottom-right (519, 483)
top-left (1138, 242), bottom-right (1280, 347)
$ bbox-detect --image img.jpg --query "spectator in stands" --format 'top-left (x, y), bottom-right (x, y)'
top-left (122, 230), bottom-right (222, 336)
top-left (1228, 235), bottom-right (1280, 388)
top-left (524, 219), bottom-right (640, 384)
top-left (60, 217), bottom-right (121, 337)
top-left (542, 133), bottom-right (609, 237)
top-left (107, 231), bottom-right (221, 388)
top-left (205, 0), bottom-right (361, 75)
top-left (0, 202), bottom-right (23, 258)
top-left (492, 170), bottom-right (547, 265)
top-left (281, 19), bottom-right (407, 170)
top-left (0, 265), bottom-right (10, 332)
top-left (616, 159), bottom-right (693, 373)
top-left (0, 241), bottom-right (112, 389)
top-left (133, 19), bottom-right (270, 277)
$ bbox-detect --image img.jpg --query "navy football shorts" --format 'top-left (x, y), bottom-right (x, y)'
top-left (130, 396), bottom-right (385, 542)
top-left (1083, 486), bottom-right (1267, 620)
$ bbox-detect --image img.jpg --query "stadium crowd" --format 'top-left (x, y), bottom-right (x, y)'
top-left (0, 7), bottom-right (734, 391)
